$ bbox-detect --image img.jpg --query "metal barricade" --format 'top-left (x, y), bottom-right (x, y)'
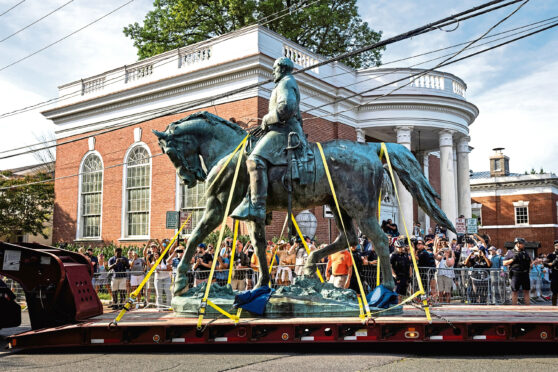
top-left (409, 267), bottom-right (510, 305)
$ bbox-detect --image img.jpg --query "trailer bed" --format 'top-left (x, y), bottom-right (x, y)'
top-left (8, 305), bottom-right (558, 349)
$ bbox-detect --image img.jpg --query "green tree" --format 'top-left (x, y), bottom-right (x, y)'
top-left (0, 172), bottom-right (54, 240)
top-left (123, 0), bottom-right (383, 69)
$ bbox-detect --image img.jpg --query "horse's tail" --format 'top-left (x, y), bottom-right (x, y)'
top-left (380, 143), bottom-right (456, 233)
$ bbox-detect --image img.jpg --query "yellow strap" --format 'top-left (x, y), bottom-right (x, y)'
top-left (376, 256), bottom-right (381, 287)
top-left (113, 214), bottom-right (192, 323)
top-left (291, 215), bottom-right (325, 283)
top-left (206, 134), bottom-right (250, 195)
top-left (206, 299), bottom-right (239, 322)
top-left (227, 219), bottom-right (240, 285)
top-left (197, 139), bottom-right (248, 329)
top-left (380, 142), bottom-right (431, 322)
top-left (316, 142), bottom-right (371, 318)
top-left (357, 295), bottom-right (365, 322)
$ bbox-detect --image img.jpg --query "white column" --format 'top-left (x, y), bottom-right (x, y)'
top-left (395, 126), bottom-right (414, 233)
top-left (355, 128), bottom-right (365, 143)
top-left (453, 147), bottom-right (458, 213)
top-left (439, 130), bottom-right (457, 240)
top-left (420, 152), bottom-right (431, 231)
top-left (457, 136), bottom-right (472, 218)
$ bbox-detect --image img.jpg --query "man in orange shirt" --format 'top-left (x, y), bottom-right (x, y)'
top-left (326, 250), bottom-right (353, 289)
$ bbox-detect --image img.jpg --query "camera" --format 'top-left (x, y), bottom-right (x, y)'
top-left (176, 249), bottom-right (184, 254)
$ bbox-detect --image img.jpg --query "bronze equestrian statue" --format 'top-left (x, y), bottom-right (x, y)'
top-left (153, 57), bottom-right (455, 296)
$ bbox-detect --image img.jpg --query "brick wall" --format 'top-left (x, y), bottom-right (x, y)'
top-left (473, 192), bottom-right (558, 254)
top-left (53, 97), bottom-right (261, 245)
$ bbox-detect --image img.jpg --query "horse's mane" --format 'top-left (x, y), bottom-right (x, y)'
top-left (163, 111), bottom-right (247, 136)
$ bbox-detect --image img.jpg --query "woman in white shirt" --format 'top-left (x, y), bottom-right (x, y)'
top-left (149, 251), bottom-right (171, 308)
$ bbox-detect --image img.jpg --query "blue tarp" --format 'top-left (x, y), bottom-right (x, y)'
top-left (366, 284), bottom-right (399, 309)
top-left (233, 286), bottom-right (274, 315)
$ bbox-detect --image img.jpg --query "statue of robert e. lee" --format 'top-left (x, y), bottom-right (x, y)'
top-left (231, 57), bottom-right (308, 222)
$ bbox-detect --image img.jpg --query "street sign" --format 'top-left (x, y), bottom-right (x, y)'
top-left (455, 217), bottom-right (466, 235)
top-left (323, 205), bottom-right (334, 219)
top-left (466, 218), bottom-right (478, 234)
top-left (166, 211), bottom-right (180, 229)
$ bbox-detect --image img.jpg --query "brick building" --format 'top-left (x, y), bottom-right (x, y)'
top-left (42, 25), bottom-right (477, 246)
top-left (471, 148), bottom-right (558, 256)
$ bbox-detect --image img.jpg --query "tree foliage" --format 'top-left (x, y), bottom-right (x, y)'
top-left (123, 0), bottom-right (383, 69)
top-left (0, 172), bottom-right (54, 240)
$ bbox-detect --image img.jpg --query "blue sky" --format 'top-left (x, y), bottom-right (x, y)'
top-left (0, 0), bottom-right (557, 174)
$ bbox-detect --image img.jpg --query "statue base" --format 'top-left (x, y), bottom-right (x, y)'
top-left (171, 277), bottom-right (402, 318)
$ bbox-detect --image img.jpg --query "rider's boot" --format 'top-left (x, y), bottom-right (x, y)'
top-left (231, 157), bottom-right (268, 222)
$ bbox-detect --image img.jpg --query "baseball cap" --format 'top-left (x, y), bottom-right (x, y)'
top-left (514, 237), bottom-right (526, 244)
top-left (488, 246), bottom-right (497, 251)
top-left (198, 243), bottom-right (206, 249)
top-left (415, 237), bottom-right (424, 244)
top-left (554, 240), bottom-right (558, 245)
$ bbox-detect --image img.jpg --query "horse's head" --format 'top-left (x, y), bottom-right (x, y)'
top-left (153, 120), bottom-right (206, 188)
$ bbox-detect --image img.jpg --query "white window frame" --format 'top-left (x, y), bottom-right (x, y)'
top-left (471, 202), bottom-right (483, 226)
top-left (178, 176), bottom-right (207, 237)
top-left (121, 142), bottom-right (152, 240)
top-left (513, 200), bottom-right (529, 225)
top-left (76, 151), bottom-right (104, 240)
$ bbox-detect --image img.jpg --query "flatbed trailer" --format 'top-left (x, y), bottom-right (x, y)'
top-left (7, 305), bottom-right (558, 350)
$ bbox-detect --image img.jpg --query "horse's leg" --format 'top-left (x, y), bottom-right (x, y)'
top-left (246, 220), bottom-right (269, 288)
top-left (174, 197), bottom-right (222, 296)
top-left (358, 216), bottom-right (395, 291)
top-left (304, 207), bottom-right (358, 278)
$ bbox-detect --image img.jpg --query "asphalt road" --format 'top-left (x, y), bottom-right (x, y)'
top-left (2, 313), bottom-right (557, 371)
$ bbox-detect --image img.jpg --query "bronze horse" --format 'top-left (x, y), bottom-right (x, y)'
top-left (153, 111), bottom-right (455, 295)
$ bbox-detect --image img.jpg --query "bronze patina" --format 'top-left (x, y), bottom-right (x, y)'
top-left (153, 57), bottom-right (455, 296)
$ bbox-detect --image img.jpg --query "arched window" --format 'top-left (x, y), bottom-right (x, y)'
top-left (124, 145), bottom-right (151, 237)
top-left (79, 153), bottom-right (103, 238)
top-left (180, 181), bottom-right (206, 235)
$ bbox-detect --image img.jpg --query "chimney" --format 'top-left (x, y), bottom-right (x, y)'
top-left (490, 147), bottom-right (509, 177)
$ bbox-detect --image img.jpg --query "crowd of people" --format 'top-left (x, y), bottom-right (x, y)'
top-left (78, 222), bottom-right (558, 309)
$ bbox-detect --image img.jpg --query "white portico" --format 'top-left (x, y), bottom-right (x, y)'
top-left (355, 68), bottom-right (478, 235)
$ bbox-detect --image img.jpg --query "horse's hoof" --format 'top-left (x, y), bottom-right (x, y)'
top-left (173, 277), bottom-right (188, 296)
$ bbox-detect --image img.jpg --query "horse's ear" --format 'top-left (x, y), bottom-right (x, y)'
top-left (152, 129), bottom-right (167, 140)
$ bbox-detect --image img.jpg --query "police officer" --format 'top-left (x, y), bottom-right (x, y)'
top-left (543, 240), bottom-right (558, 306)
top-left (503, 237), bottom-right (532, 305)
top-left (390, 239), bottom-right (412, 301)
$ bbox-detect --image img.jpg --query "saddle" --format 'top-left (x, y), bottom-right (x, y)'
top-left (247, 133), bottom-right (315, 187)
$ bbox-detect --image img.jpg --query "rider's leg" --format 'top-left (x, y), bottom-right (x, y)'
top-left (231, 156), bottom-right (268, 222)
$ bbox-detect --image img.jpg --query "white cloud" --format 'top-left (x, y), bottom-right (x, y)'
top-left (469, 59), bottom-right (558, 174)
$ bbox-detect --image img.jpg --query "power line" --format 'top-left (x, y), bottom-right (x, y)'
top-left (304, 0), bottom-right (531, 117)
top-left (5, 17), bottom-right (557, 189)
top-left (0, 0), bottom-right (25, 18)
top-left (0, 0), bottom-right (75, 44)
top-left (0, 0), bottom-right (524, 159)
top-left (0, 0), bottom-right (321, 120)
top-left (306, 20), bottom-right (558, 124)
top-left (0, 0), bottom-right (135, 73)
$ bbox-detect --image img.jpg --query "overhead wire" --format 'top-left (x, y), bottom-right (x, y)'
top-left (4, 18), bottom-right (557, 190)
top-left (0, 0), bottom-right (25, 18)
top-left (0, 0), bottom-right (530, 160)
top-left (0, 0), bottom-right (321, 120)
top-left (302, 0), bottom-right (531, 118)
top-left (0, 0), bottom-right (135, 73)
top-left (0, 0), bottom-right (558, 190)
top-left (0, 0), bottom-right (75, 44)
